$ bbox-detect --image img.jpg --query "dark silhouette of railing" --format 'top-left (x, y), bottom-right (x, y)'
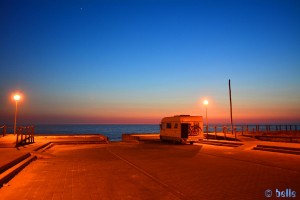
top-left (0, 125), bottom-right (7, 137)
top-left (16, 126), bottom-right (34, 146)
top-left (205, 124), bottom-right (300, 140)
top-left (1, 125), bottom-right (35, 146)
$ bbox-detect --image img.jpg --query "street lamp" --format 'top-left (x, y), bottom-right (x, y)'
top-left (203, 100), bottom-right (208, 139)
top-left (13, 94), bottom-right (21, 134)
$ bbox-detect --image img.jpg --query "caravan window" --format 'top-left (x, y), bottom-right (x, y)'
top-left (166, 123), bottom-right (172, 129)
top-left (174, 123), bottom-right (178, 128)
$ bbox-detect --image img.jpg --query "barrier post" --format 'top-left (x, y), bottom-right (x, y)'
top-left (241, 125), bottom-right (244, 136)
top-left (234, 126), bottom-right (237, 139)
top-left (214, 125), bottom-right (217, 139)
top-left (223, 126), bottom-right (227, 140)
top-left (16, 128), bottom-right (19, 146)
top-left (21, 128), bottom-right (23, 145)
top-left (32, 126), bottom-right (34, 143)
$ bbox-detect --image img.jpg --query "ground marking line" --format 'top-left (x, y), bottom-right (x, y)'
top-left (106, 148), bottom-right (187, 200)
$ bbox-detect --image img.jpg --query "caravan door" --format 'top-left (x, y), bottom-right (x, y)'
top-left (181, 123), bottom-right (189, 139)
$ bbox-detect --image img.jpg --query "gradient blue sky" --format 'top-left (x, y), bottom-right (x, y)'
top-left (1, 0), bottom-right (300, 124)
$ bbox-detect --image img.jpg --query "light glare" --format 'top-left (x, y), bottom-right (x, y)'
top-left (14, 94), bottom-right (21, 101)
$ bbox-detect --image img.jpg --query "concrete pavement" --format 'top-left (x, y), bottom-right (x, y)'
top-left (0, 138), bottom-right (299, 200)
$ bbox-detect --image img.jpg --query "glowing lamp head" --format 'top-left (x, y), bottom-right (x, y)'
top-left (203, 100), bottom-right (208, 106)
top-left (14, 94), bottom-right (21, 101)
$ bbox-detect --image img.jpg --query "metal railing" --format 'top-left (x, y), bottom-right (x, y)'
top-left (0, 125), bottom-right (7, 137)
top-left (1, 124), bottom-right (35, 146)
top-left (16, 126), bottom-right (34, 146)
top-left (204, 124), bottom-right (300, 140)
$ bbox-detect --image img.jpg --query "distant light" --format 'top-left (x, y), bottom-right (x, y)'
top-left (203, 100), bottom-right (208, 105)
top-left (14, 94), bottom-right (21, 101)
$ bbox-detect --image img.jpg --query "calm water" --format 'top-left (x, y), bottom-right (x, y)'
top-left (34, 124), bottom-right (160, 141)
top-left (6, 123), bottom-right (299, 142)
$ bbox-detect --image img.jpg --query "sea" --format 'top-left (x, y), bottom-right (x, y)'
top-left (7, 123), bottom-right (299, 142)
top-left (33, 124), bottom-right (160, 141)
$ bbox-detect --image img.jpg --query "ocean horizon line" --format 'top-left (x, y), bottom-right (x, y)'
top-left (4, 122), bottom-right (300, 127)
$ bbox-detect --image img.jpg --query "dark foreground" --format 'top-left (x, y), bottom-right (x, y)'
top-left (0, 139), bottom-right (299, 200)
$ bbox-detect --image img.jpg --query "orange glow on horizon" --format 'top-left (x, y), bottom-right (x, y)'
top-left (1, 91), bottom-right (298, 125)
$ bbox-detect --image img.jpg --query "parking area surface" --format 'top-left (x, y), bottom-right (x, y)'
top-left (0, 142), bottom-right (299, 200)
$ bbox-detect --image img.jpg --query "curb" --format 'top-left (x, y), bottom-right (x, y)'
top-left (0, 142), bottom-right (50, 188)
top-left (0, 154), bottom-right (36, 188)
top-left (256, 145), bottom-right (300, 151)
top-left (33, 142), bottom-right (52, 152)
top-left (199, 140), bottom-right (243, 147)
top-left (0, 153), bottom-right (31, 174)
top-left (253, 145), bottom-right (300, 155)
top-left (52, 141), bottom-right (108, 145)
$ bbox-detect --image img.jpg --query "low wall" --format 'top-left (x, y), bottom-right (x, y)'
top-left (122, 133), bottom-right (160, 142)
top-left (255, 136), bottom-right (300, 143)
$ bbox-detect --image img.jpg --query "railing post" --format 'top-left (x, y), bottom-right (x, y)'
top-left (241, 125), bottom-right (243, 135)
top-left (32, 126), bottom-right (34, 143)
top-left (26, 126), bottom-right (29, 143)
top-left (2, 125), bottom-right (4, 137)
top-left (214, 125), bottom-right (217, 139)
top-left (16, 128), bottom-right (19, 146)
top-left (234, 126), bottom-right (237, 138)
top-left (21, 127), bottom-right (23, 145)
top-left (223, 126), bottom-right (227, 140)
top-left (30, 126), bottom-right (32, 143)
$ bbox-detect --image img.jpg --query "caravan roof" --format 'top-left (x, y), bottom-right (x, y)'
top-left (161, 115), bottom-right (203, 123)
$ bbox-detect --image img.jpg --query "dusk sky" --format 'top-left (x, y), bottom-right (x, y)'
top-left (1, 0), bottom-right (299, 124)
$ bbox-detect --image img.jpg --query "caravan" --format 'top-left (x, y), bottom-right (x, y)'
top-left (160, 115), bottom-right (204, 144)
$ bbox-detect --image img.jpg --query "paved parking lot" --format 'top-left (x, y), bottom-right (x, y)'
top-left (0, 142), bottom-right (299, 200)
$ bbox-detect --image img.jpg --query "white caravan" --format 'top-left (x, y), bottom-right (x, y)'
top-left (160, 115), bottom-right (204, 144)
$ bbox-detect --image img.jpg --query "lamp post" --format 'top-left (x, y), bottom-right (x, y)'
top-left (13, 94), bottom-right (21, 134)
top-left (203, 100), bottom-right (208, 139)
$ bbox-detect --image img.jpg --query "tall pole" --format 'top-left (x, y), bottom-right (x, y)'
top-left (203, 100), bottom-right (209, 139)
top-left (13, 94), bottom-right (21, 135)
top-left (206, 105), bottom-right (208, 138)
top-left (14, 100), bottom-right (18, 134)
top-left (229, 79), bottom-right (236, 139)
